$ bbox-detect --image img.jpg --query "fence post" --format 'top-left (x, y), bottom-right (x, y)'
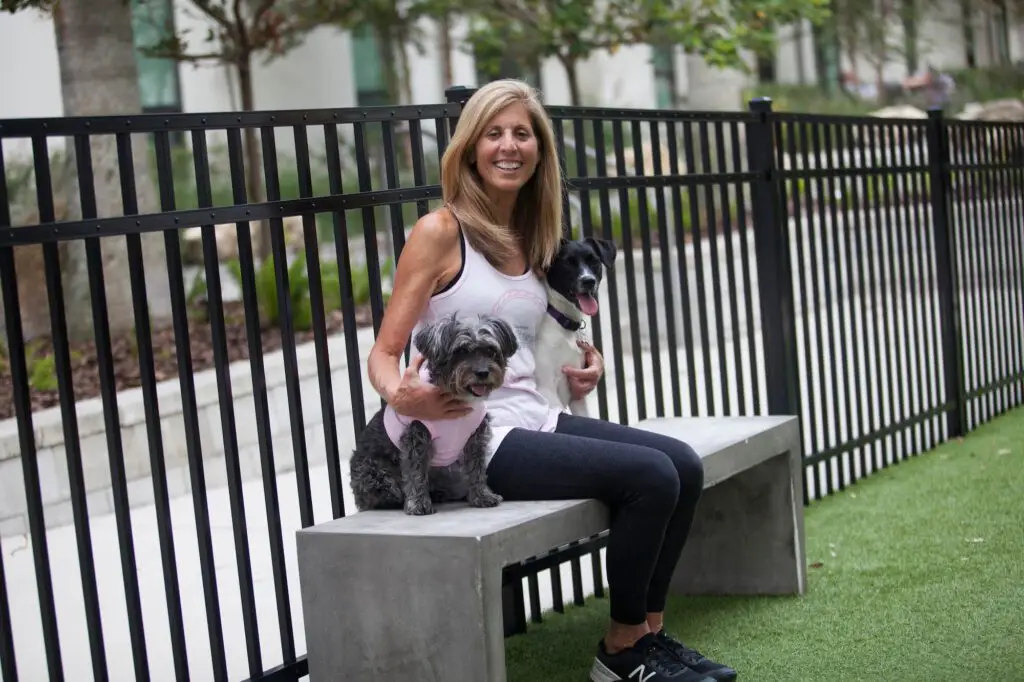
top-left (746, 98), bottom-right (799, 417)
top-left (925, 108), bottom-right (966, 438)
top-left (445, 85), bottom-right (475, 136)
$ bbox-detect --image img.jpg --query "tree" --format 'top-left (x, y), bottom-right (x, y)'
top-left (302, 0), bottom-right (471, 106)
top-left (138, 0), bottom-right (322, 259)
top-left (3, 0), bottom-right (172, 342)
top-left (302, 0), bottom-right (417, 106)
top-left (824, 0), bottom-right (960, 99)
top-left (301, 0), bottom-right (471, 186)
top-left (462, 0), bottom-right (832, 106)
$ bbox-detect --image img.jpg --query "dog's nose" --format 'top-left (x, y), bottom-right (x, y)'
top-left (475, 369), bottom-right (490, 380)
top-left (579, 274), bottom-right (597, 291)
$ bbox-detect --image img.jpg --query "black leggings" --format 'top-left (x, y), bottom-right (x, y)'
top-left (486, 413), bottom-right (704, 625)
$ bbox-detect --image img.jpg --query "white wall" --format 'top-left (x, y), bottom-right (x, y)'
top-left (0, 7), bottom-right (64, 160)
top-left (685, 53), bottom-right (753, 112)
top-left (917, 2), bottom-right (971, 72)
top-left (774, 20), bottom-right (819, 86)
top-left (171, 4), bottom-right (359, 115)
top-left (0, 7), bottom-right (63, 119)
top-left (1012, 4), bottom-right (1024, 62)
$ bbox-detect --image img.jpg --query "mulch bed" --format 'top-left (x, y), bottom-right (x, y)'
top-left (0, 301), bottom-right (375, 423)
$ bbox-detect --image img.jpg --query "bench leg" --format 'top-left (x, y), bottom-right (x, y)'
top-left (670, 448), bottom-right (807, 595)
top-left (297, 531), bottom-right (507, 682)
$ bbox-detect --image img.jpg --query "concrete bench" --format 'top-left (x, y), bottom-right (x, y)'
top-left (296, 414), bottom-right (805, 682)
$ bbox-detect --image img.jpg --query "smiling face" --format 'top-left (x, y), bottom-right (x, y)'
top-left (472, 102), bottom-right (540, 199)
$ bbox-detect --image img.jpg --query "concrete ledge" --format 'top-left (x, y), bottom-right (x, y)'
top-left (0, 327), bottom-right (379, 538)
top-left (296, 414), bottom-right (804, 682)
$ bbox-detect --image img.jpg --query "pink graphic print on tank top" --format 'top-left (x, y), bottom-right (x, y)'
top-left (489, 288), bottom-right (546, 386)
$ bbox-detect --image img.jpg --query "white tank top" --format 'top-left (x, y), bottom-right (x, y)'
top-left (410, 222), bottom-right (563, 462)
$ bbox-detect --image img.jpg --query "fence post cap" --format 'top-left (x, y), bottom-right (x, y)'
top-left (927, 107), bottom-right (945, 119)
top-left (444, 85), bottom-right (475, 104)
top-left (748, 97), bottom-right (774, 112)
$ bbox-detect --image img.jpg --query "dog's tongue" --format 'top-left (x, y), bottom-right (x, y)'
top-left (470, 384), bottom-right (488, 397)
top-left (578, 294), bottom-right (599, 316)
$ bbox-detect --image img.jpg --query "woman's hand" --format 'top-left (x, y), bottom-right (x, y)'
top-left (388, 354), bottom-right (473, 421)
top-left (562, 340), bottom-right (604, 402)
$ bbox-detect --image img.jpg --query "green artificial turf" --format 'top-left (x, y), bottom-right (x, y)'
top-left (506, 406), bottom-right (1024, 681)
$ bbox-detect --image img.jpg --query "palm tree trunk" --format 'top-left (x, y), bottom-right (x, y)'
top-left (51, 0), bottom-right (171, 343)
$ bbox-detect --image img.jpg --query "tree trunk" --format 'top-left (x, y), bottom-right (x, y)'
top-left (794, 20), bottom-right (806, 85)
top-left (876, 0), bottom-right (892, 102)
top-left (439, 12), bottom-right (454, 89)
top-left (51, 0), bottom-right (172, 343)
top-left (559, 53), bottom-right (581, 106)
top-left (398, 27), bottom-right (413, 106)
top-left (396, 23), bottom-right (415, 169)
top-left (237, 51), bottom-right (270, 261)
top-left (375, 22), bottom-right (401, 104)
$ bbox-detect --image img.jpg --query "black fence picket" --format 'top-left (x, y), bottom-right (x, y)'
top-left (0, 89), bottom-right (1021, 681)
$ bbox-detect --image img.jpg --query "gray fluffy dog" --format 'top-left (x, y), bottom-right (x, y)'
top-left (349, 313), bottom-right (519, 516)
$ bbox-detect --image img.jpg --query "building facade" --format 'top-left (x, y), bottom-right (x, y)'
top-left (0, 1), bottom-right (1020, 123)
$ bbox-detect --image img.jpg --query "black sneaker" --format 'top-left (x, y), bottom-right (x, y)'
top-left (590, 632), bottom-right (716, 681)
top-left (655, 630), bottom-right (738, 681)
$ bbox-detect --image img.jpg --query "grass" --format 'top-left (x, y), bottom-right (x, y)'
top-left (506, 406), bottom-right (1024, 681)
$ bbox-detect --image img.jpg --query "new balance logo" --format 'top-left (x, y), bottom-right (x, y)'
top-left (629, 664), bottom-right (656, 682)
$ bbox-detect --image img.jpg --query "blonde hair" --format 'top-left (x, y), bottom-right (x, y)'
top-left (440, 79), bottom-right (563, 273)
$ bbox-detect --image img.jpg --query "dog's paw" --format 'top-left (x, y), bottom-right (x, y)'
top-left (467, 488), bottom-right (503, 508)
top-left (404, 496), bottom-right (435, 516)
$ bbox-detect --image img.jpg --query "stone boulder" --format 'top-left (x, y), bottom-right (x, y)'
top-left (955, 98), bottom-right (1024, 121)
top-left (869, 104), bottom-right (928, 120)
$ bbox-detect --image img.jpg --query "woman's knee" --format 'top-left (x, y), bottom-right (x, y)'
top-left (619, 446), bottom-right (681, 510)
top-left (662, 438), bottom-right (705, 494)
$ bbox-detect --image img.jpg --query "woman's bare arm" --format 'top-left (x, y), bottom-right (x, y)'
top-left (367, 209), bottom-right (461, 403)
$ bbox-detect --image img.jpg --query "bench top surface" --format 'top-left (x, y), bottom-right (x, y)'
top-left (632, 415), bottom-right (796, 459)
top-left (304, 415), bottom-right (799, 545)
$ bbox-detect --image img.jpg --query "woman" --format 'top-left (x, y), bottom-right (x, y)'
top-left (367, 79), bottom-right (736, 682)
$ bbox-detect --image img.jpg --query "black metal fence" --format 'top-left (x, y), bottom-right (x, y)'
top-left (0, 85), bottom-right (1020, 681)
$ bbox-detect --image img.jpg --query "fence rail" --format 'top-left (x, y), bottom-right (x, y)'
top-left (0, 86), bottom-right (1021, 681)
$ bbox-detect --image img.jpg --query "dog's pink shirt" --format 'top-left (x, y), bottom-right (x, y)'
top-left (382, 365), bottom-right (486, 468)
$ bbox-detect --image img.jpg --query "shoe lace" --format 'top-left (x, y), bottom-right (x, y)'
top-left (642, 638), bottom-right (690, 674)
top-left (662, 632), bottom-right (707, 666)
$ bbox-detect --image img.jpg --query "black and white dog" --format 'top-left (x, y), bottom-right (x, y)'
top-left (349, 313), bottom-right (519, 515)
top-left (535, 236), bottom-right (617, 416)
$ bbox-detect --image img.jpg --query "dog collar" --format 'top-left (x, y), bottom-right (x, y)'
top-left (546, 303), bottom-right (584, 332)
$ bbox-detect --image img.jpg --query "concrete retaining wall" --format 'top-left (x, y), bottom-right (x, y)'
top-left (0, 327), bottom-right (380, 539)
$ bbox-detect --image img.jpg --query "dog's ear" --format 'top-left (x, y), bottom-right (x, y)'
top-left (585, 237), bottom-right (617, 270)
top-left (412, 324), bottom-right (435, 364)
top-left (412, 317), bottom-right (451, 365)
top-left (482, 316), bottom-right (519, 359)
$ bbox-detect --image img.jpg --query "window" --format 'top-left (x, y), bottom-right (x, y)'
top-left (651, 43), bottom-right (677, 109)
top-left (991, 0), bottom-right (1011, 65)
top-left (962, 0), bottom-right (977, 67)
top-left (352, 23), bottom-right (391, 106)
top-left (130, 0), bottom-right (182, 113)
top-left (756, 54), bottom-right (776, 84)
